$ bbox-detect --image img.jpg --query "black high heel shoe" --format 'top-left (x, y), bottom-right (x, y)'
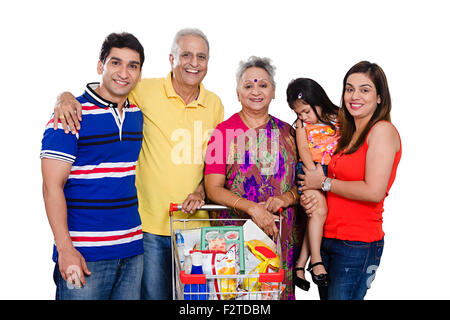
top-left (307, 262), bottom-right (330, 287)
top-left (294, 267), bottom-right (310, 291)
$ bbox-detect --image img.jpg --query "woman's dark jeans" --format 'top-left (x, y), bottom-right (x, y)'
top-left (318, 237), bottom-right (384, 300)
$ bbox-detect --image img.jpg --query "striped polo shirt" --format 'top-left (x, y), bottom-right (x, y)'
top-left (41, 83), bottom-right (144, 262)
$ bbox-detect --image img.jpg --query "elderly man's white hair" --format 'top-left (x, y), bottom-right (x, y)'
top-left (170, 28), bottom-right (210, 57)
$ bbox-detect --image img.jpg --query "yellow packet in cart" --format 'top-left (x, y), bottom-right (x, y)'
top-left (214, 244), bottom-right (238, 300)
top-left (217, 262), bottom-right (236, 299)
top-left (241, 259), bottom-right (270, 292)
top-left (246, 240), bottom-right (280, 270)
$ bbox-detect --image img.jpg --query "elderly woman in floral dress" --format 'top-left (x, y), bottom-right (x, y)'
top-left (204, 56), bottom-right (303, 300)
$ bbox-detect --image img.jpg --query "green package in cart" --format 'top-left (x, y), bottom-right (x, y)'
top-left (200, 226), bottom-right (245, 274)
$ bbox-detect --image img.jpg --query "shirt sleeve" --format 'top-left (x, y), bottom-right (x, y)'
top-left (128, 80), bottom-right (149, 114)
top-left (40, 116), bottom-right (78, 164)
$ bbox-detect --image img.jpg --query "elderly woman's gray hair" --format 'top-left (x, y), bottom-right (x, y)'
top-left (236, 56), bottom-right (276, 88)
top-left (170, 28), bottom-right (210, 56)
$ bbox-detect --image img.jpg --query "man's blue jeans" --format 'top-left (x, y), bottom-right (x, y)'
top-left (319, 237), bottom-right (384, 300)
top-left (141, 232), bottom-right (173, 300)
top-left (54, 254), bottom-right (143, 300)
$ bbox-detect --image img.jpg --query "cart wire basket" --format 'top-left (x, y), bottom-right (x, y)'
top-left (169, 203), bottom-right (285, 300)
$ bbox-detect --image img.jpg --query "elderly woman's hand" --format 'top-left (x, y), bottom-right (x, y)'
top-left (298, 163), bottom-right (326, 192)
top-left (248, 203), bottom-right (279, 240)
top-left (261, 195), bottom-right (288, 214)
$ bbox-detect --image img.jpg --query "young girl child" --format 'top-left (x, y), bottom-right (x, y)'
top-left (286, 78), bottom-right (340, 291)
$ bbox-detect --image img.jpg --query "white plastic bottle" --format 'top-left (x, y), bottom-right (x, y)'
top-left (175, 230), bottom-right (185, 264)
top-left (184, 252), bottom-right (209, 300)
top-left (183, 249), bottom-right (192, 274)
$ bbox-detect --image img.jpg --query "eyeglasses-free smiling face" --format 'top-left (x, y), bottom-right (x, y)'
top-left (170, 34), bottom-right (209, 88)
top-left (237, 67), bottom-right (275, 112)
top-left (344, 72), bottom-right (381, 121)
top-left (96, 47), bottom-right (142, 101)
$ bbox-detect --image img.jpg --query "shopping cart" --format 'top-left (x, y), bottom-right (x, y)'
top-left (169, 203), bottom-right (285, 300)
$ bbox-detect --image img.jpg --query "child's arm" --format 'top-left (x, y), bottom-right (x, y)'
top-left (296, 119), bottom-right (316, 170)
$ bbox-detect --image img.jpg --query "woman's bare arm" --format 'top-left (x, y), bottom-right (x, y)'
top-left (300, 122), bottom-right (400, 202)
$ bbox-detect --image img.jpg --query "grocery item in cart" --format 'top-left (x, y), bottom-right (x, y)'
top-left (260, 282), bottom-right (285, 300)
top-left (240, 240), bottom-right (280, 295)
top-left (175, 228), bottom-right (202, 265)
top-left (195, 244), bottom-right (239, 300)
top-left (246, 239), bottom-right (280, 270)
top-left (201, 226), bottom-right (245, 274)
top-left (242, 220), bottom-right (276, 251)
top-left (216, 244), bottom-right (238, 300)
top-left (175, 231), bottom-right (185, 264)
top-left (183, 252), bottom-right (209, 300)
top-left (241, 257), bottom-right (271, 293)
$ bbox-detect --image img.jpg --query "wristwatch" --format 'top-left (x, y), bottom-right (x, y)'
top-left (321, 178), bottom-right (332, 192)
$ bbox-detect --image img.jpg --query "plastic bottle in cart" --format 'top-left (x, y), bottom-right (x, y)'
top-left (183, 249), bottom-right (192, 274)
top-left (175, 230), bottom-right (185, 264)
top-left (183, 252), bottom-right (208, 300)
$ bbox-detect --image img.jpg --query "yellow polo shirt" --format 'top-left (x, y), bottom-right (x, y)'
top-left (129, 73), bottom-right (224, 236)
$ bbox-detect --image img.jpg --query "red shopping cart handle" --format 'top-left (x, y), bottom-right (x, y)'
top-left (169, 203), bottom-right (283, 214)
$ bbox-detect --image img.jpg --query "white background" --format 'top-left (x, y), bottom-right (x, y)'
top-left (1, 0), bottom-right (448, 300)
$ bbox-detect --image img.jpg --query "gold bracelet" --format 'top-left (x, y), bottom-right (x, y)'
top-left (288, 190), bottom-right (297, 203)
top-left (233, 197), bottom-right (243, 214)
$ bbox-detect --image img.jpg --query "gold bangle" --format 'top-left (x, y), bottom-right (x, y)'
top-left (233, 197), bottom-right (243, 214)
top-left (288, 190), bottom-right (297, 203)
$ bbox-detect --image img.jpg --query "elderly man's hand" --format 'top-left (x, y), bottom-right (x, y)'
top-left (181, 192), bottom-right (205, 214)
top-left (53, 92), bottom-right (83, 134)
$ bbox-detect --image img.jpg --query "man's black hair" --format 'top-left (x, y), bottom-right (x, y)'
top-left (99, 32), bottom-right (145, 68)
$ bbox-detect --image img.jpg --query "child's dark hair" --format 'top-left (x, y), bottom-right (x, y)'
top-left (286, 78), bottom-right (339, 131)
top-left (99, 32), bottom-right (145, 68)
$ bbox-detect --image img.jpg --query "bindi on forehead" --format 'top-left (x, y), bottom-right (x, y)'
top-left (248, 78), bottom-right (267, 83)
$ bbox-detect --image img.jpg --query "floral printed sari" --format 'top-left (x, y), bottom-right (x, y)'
top-left (210, 115), bottom-right (303, 300)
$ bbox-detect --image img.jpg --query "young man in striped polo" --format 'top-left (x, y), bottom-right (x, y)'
top-left (41, 32), bottom-right (145, 300)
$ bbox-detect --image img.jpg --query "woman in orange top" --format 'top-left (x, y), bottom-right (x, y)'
top-left (298, 61), bottom-right (401, 300)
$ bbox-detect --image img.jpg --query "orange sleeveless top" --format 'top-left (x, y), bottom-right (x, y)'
top-left (324, 123), bottom-right (402, 242)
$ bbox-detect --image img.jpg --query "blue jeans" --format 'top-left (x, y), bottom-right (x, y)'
top-left (54, 254), bottom-right (143, 300)
top-left (296, 162), bottom-right (328, 195)
top-left (141, 232), bottom-right (173, 300)
top-left (319, 237), bottom-right (384, 300)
